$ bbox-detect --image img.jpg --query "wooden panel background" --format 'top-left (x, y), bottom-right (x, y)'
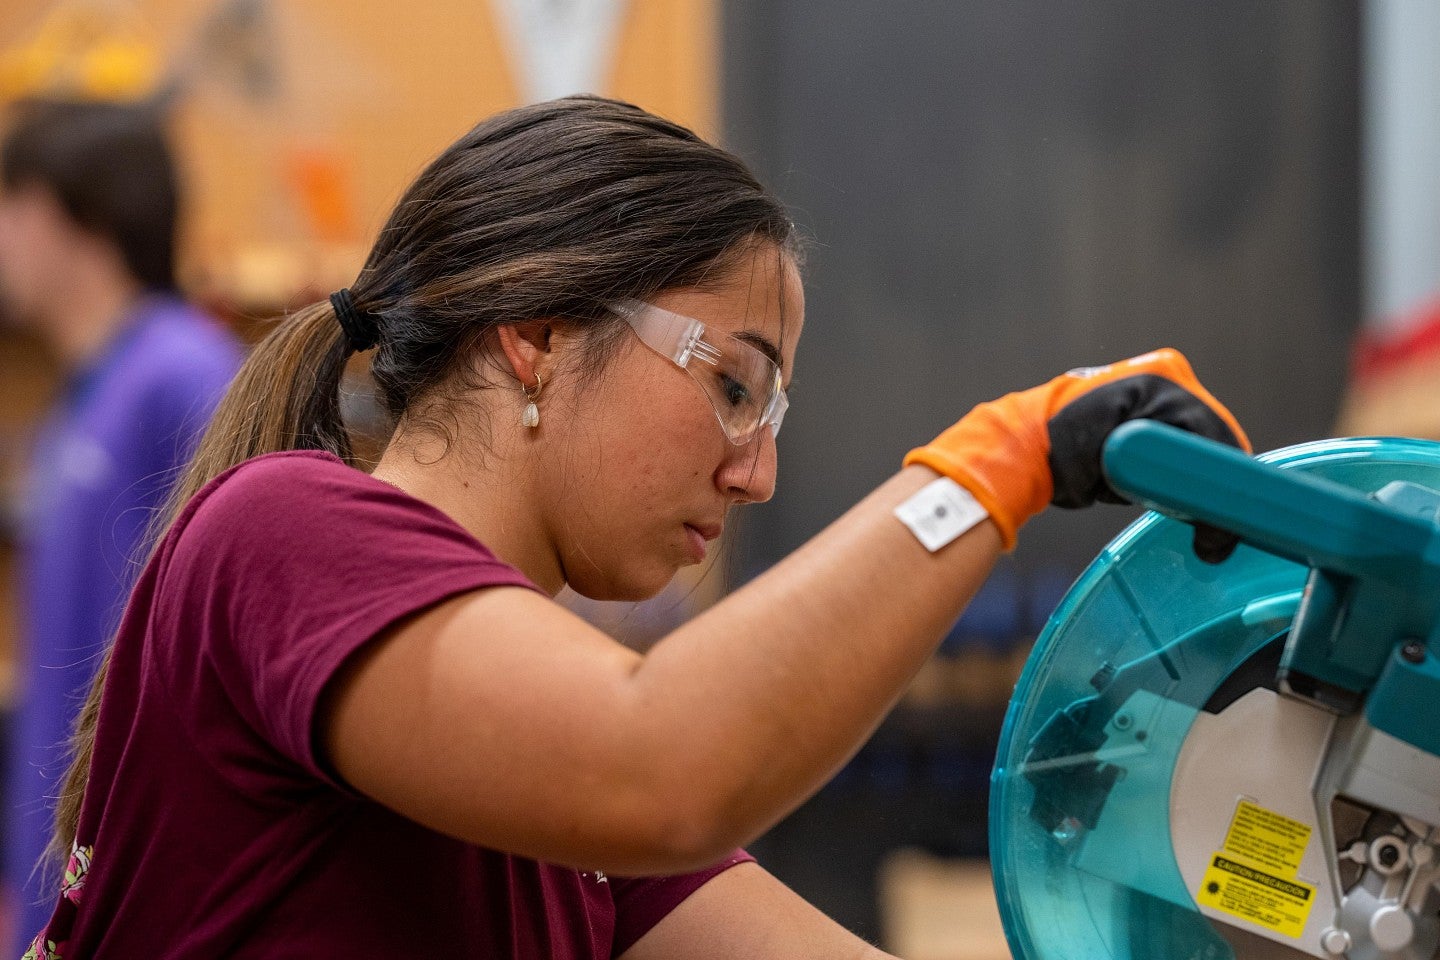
top-left (1, 0), bottom-right (717, 299)
top-left (0, 0), bottom-right (718, 694)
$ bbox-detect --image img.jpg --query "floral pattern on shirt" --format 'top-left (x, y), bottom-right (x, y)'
top-left (19, 842), bottom-right (92, 960)
top-left (59, 844), bottom-right (91, 905)
top-left (19, 937), bottom-right (58, 960)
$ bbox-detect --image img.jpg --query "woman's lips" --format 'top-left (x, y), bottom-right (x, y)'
top-left (684, 523), bottom-right (720, 563)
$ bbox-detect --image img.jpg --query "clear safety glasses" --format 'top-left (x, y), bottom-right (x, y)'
top-left (609, 300), bottom-right (789, 445)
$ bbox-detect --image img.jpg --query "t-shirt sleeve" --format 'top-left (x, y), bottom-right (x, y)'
top-left (157, 453), bottom-right (539, 787)
top-left (608, 850), bottom-right (756, 955)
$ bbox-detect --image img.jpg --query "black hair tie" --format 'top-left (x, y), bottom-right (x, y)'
top-left (330, 288), bottom-right (380, 352)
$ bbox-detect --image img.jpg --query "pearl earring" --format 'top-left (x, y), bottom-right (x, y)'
top-left (520, 374), bottom-right (543, 428)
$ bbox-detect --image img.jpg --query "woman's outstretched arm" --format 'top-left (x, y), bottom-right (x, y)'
top-left (322, 350), bottom-right (1246, 874)
top-left (323, 464), bottom-right (997, 874)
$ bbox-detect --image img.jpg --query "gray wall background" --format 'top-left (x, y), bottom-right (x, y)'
top-left (719, 0), bottom-right (1362, 941)
top-left (722, 0), bottom-right (1360, 579)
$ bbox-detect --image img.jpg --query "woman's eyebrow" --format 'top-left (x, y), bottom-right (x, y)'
top-left (734, 330), bottom-right (782, 368)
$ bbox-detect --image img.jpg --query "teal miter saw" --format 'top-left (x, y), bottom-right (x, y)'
top-left (991, 422), bottom-right (1440, 960)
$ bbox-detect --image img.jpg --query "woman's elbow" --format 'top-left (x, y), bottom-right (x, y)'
top-left (596, 775), bottom-right (755, 875)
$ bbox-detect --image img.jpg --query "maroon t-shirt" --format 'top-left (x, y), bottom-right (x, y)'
top-left (27, 451), bottom-right (749, 958)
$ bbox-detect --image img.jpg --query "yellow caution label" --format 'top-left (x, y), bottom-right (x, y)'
top-left (1196, 855), bottom-right (1315, 937)
top-left (1223, 800), bottom-right (1312, 877)
top-left (1195, 800), bottom-right (1316, 938)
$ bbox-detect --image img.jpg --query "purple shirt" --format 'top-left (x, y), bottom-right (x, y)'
top-left (28, 451), bottom-right (749, 958)
top-left (3, 296), bottom-right (241, 953)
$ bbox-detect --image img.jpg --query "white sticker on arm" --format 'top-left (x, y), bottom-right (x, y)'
top-left (893, 477), bottom-right (989, 552)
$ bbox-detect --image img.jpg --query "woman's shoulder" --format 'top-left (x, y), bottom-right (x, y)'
top-left (191, 450), bottom-right (367, 517)
top-left (156, 449), bottom-right (536, 600)
top-left (175, 450), bottom-right (479, 557)
top-left (215, 449), bottom-right (365, 491)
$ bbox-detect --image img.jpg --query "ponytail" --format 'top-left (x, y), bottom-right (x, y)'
top-left (49, 301), bottom-right (360, 866)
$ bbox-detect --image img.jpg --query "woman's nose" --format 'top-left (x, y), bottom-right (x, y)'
top-left (717, 428), bottom-right (778, 505)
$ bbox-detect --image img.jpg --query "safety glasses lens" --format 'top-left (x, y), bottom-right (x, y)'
top-left (612, 300), bottom-right (787, 444)
top-left (693, 341), bottom-right (785, 443)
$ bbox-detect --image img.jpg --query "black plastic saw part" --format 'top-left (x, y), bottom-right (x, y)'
top-left (1022, 698), bottom-right (1121, 833)
top-left (1201, 632), bottom-right (1285, 714)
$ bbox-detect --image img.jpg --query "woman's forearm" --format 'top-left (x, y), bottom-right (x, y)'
top-left (630, 464), bottom-right (1001, 853)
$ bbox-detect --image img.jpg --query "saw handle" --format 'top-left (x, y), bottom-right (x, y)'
top-left (1101, 421), bottom-right (1434, 579)
top-left (1101, 420), bottom-right (1440, 730)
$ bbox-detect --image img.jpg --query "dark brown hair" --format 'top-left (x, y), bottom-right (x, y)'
top-left (50, 95), bottom-right (797, 863)
top-left (2, 98), bottom-right (179, 291)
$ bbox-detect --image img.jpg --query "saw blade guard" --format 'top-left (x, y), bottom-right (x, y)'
top-left (989, 436), bottom-right (1440, 960)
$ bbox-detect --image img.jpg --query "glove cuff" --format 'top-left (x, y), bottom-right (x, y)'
top-left (903, 396), bottom-right (1053, 550)
top-left (903, 448), bottom-right (1019, 549)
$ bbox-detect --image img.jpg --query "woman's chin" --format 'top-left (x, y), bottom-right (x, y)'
top-left (567, 569), bottom-right (675, 604)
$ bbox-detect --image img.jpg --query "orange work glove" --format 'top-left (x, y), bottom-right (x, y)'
top-left (904, 349), bottom-right (1249, 558)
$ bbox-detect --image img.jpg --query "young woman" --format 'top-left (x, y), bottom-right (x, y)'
top-left (25, 95), bottom-right (1246, 958)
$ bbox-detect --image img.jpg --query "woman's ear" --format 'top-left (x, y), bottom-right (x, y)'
top-left (495, 321), bottom-right (553, 385)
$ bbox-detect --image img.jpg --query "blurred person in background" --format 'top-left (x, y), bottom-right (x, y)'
top-left (0, 98), bottom-right (242, 953)
top-left (25, 96), bottom-right (1242, 957)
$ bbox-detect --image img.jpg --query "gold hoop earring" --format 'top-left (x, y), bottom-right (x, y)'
top-left (520, 374), bottom-right (543, 428)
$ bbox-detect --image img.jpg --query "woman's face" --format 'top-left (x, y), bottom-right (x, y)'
top-left (541, 246), bottom-right (805, 601)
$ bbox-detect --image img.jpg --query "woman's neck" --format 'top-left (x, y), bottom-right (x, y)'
top-left (371, 431), bottom-right (565, 596)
